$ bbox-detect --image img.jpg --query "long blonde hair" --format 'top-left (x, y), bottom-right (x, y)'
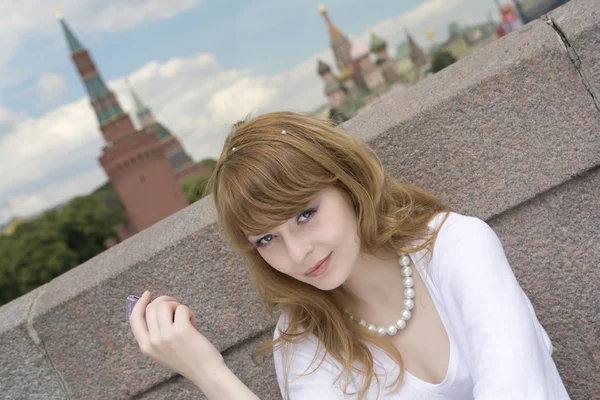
top-left (210, 111), bottom-right (451, 399)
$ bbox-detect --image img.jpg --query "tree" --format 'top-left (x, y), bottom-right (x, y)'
top-left (448, 22), bottom-right (462, 38)
top-left (201, 158), bottom-right (217, 170)
top-left (0, 185), bottom-right (126, 306)
top-left (180, 174), bottom-right (212, 204)
top-left (57, 195), bottom-right (123, 264)
top-left (429, 50), bottom-right (457, 74)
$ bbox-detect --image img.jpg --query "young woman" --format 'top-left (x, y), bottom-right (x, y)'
top-left (129, 112), bottom-right (570, 399)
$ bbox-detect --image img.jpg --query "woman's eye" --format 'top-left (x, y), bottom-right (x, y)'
top-left (255, 208), bottom-right (316, 248)
top-left (255, 234), bottom-right (274, 248)
top-left (297, 208), bottom-right (317, 224)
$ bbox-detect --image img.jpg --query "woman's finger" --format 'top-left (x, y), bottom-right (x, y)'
top-left (145, 298), bottom-right (161, 344)
top-left (157, 301), bottom-right (180, 335)
top-left (129, 291), bottom-right (151, 345)
top-left (174, 305), bottom-right (197, 330)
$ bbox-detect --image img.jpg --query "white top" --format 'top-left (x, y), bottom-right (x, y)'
top-left (272, 212), bottom-right (570, 399)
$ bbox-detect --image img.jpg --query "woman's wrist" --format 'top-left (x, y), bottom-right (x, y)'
top-left (190, 361), bottom-right (259, 400)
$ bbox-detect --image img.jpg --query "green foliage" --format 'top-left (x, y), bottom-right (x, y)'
top-left (180, 174), bottom-right (212, 204)
top-left (0, 183), bottom-right (125, 306)
top-left (429, 50), bottom-right (458, 74)
top-left (448, 22), bottom-right (462, 38)
top-left (200, 158), bottom-right (217, 170)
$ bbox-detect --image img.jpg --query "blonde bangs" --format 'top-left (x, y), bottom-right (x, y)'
top-left (215, 137), bottom-right (336, 250)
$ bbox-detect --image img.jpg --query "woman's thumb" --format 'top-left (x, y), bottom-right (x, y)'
top-left (174, 304), bottom-right (195, 326)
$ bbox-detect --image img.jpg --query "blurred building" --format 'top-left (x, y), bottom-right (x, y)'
top-left (55, 8), bottom-right (207, 241)
top-left (127, 83), bottom-right (210, 182)
top-left (436, 21), bottom-right (499, 61)
top-left (316, 5), bottom-right (405, 120)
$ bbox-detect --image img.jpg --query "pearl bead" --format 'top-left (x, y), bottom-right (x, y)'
top-left (401, 309), bottom-right (412, 320)
top-left (345, 254), bottom-right (418, 336)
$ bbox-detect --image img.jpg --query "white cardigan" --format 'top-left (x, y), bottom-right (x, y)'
top-left (273, 212), bottom-right (571, 399)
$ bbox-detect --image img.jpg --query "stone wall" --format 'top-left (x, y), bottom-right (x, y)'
top-left (1, 1), bottom-right (598, 398)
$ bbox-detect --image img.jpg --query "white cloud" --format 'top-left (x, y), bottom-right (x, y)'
top-left (0, 0), bottom-right (499, 224)
top-left (36, 73), bottom-right (68, 105)
top-left (85, 0), bottom-right (202, 32)
top-left (7, 168), bottom-right (106, 219)
top-left (0, 0), bottom-right (205, 88)
top-left (0, 96), bottom-right (101, 195)
top-left (0, 103), bottom-right (17, 128)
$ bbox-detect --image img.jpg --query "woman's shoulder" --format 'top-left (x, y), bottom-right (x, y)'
top-left (429, 211), bottom-right (488, 235)
top-left (429, 211), bottom-right (496, 251)
top-left (423, 212), bottom-right (502, 279)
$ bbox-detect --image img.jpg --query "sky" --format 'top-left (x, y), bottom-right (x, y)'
top-left (0, 0), bottom-right (507, 225)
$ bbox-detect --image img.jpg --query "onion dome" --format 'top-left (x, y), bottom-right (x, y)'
top-left (317, 59), bottom-right (331, 75)
top-left (370, 32), bottom-right (387, 52)
top-left (350, 39), bottom-right (370, 60)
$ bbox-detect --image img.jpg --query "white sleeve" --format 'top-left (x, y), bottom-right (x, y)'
top-left (273, 328), bottom-right (354, 400)
top-left (440, 217), bottom-right (570, 400)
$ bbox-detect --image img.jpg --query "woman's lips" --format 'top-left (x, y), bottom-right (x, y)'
top-left (305, 252), bottom-right (332, 277)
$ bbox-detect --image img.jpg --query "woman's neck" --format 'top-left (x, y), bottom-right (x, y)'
top-left (339, 246), bottom-right (408, 315)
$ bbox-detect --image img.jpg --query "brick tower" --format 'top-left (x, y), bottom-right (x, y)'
top-left (55, 7), bottom-right (188, 240)
top-left (127, 81), bottom-right (210, 182)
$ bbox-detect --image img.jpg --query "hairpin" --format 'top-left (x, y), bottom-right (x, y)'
top-left (231, 147), bottom-right (237, 152)
top-left (281, 130), bottom-right (286, 134)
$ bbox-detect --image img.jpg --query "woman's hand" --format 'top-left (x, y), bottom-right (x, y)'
top-left (129, 291), bottom-right (225, 382)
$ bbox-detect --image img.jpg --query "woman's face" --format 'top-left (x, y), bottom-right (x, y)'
top-left (247, 186), bottom-right (361, 290)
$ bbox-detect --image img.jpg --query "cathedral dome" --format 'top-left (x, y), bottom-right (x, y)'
top-left (350, 39), bottom-right (370, 60)
top-left (370, 32), bottom-right (387, 52)
top-left (317, 59), bottom-right (331, 75)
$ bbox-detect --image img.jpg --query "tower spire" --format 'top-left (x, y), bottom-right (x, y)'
top-left (55, 4), bottom-right (84, 54)
top-left (318, 4), bottom-right (344, 43)
top-left (317, 4), bottom-right (352, 71)
top-left (404, 28), bottom-right (428, 76)
top-left (126, 79), bottom-right (155, 128)
top-left (126, 79), bottom-right (150, 115)
top-left (56, 7), bottom-right (130, 138)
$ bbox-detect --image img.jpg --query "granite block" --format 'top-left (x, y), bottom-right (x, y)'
top-left (344, 19), bottom-right (600, 221)
top-left (549, 0), bottom-right (600, 108)
top-left (488, 167), bottom-right (600, 399)
top-left (0, 288), bottom-right (67, 399)
top-left (28, 197), bottom-right (276, 399)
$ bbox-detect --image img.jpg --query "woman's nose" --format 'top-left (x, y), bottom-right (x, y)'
top-left (286, 236), bottom-right (313, 265)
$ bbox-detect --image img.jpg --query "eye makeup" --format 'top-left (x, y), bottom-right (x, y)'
top-left (253, 206), bottom-right (319, 248)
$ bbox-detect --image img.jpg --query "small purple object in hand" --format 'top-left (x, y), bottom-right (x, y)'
top-left (126, 295), bottom-right (141, 322)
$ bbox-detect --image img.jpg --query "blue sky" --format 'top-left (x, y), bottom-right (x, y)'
top-left (0, 0), bottom-right (506, 224)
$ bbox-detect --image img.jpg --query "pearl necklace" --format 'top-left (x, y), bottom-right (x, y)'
top-left (343, 254), bottom-right (415, 336)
